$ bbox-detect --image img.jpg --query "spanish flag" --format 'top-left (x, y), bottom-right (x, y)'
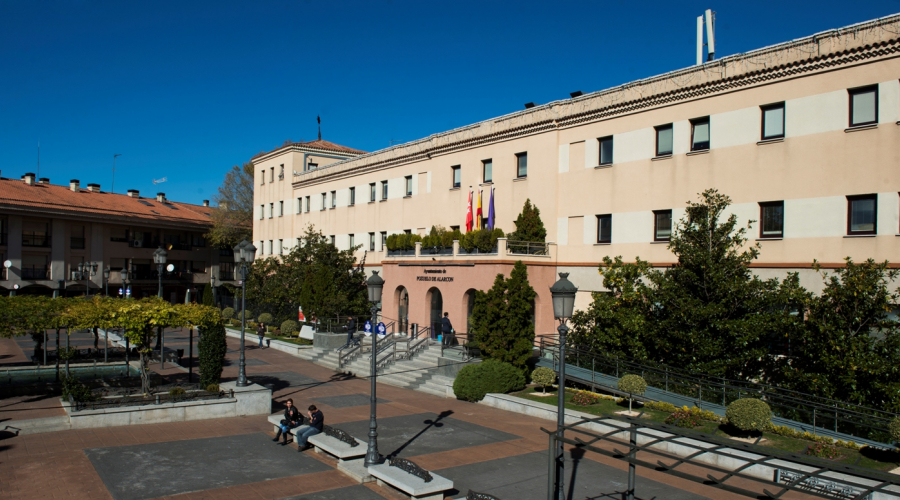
top-left (476, 190), bottom-right (483, 229)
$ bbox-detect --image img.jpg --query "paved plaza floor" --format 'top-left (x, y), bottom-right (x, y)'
top-left (0, 332), bottom-right (749, 500)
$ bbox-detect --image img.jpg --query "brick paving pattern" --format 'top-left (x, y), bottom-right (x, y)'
top-left (0, 332), bottom-right (761, 499)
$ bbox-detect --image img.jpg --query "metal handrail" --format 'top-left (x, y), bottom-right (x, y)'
top-left (538, 339), bottom-right (899, 443)
top-left (440, 332), bottom-right (480, 361)
top-left (506, 240), bottom-right (549, 255)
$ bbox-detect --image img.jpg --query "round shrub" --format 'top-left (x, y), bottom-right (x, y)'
top-left (453, 364), bottom-right (488, 402)
top-left (532, 367), bottom-right (556, 393)
top-left (281, 320), bottom-right (299, 336)
top-left (618, 374), bottom-right (647, 412)
top-left (168, 387), bottom-right (186, 400)
top-left (889, 416), bottom-right (900, 446)
top-left (617, 374), bottom-right (647, 395)
top-left (205, 384), bottom-right (220, 393)
top-left (257, 313), bottom-right (274, 325)
top-left (726, 398), bottom-right (772, 432)
top-left (221, 307), bottom-right (235, 320)
top-left (452, 360), bottom-right (526, 402)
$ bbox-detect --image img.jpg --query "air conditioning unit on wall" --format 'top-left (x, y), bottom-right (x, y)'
top-left (133, 240), bottom-right (143, 248)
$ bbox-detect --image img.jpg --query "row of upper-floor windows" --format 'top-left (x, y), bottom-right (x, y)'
top-left (595, 193), bottom-right (893, 244)
top-left (260, 164), bottom-right (286, 184)
top-left (0, 219), bottom-right (204, 250)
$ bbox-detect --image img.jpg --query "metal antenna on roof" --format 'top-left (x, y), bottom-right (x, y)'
top-left (152, 177), bottom-right (167, 185)
top-left (112, 154), bottom-right (122, 193)
top-left (317, 115), bottom-right (321, 140)
top-left (37, 142), bottom-right (40, 178)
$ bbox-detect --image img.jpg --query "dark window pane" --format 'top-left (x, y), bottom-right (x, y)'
top-left (655, 211), bottom-right (672, 240)
top-left (597, 214), bottom-right (611, 243)
top-left (483, 160), bottom-right (492, 183)
top-left (850, 198), bottom-right (876, 232)
top-left (761, 202), bottom-right (784, 237)
top-left (691, 119), bottom-right (709, 151)
top-left (599, 137), bottom-right (613, 165)
top-left (517, 153), bottom-right (527, 177)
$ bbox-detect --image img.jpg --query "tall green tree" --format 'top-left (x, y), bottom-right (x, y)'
top-left (778, 258), bottom-right (900, 411)
top-left (202, 284), bottom-right (215, 307)
top-left (509, 199), bottom-right (546, 243)
top-left (245, 225), bottom-right (368, 322)
top-left (571, 189), bottom-right (805, 380)
top-left (470, 261), bottom-right (536, 369)
top-left (206, 162), bottom-right (254, 249)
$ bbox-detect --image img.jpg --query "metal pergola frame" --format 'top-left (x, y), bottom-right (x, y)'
top-left (542, 414), bottom-right (900, 500)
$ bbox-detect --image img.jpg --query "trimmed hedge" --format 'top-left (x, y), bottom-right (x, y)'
top-left (281, 320), bottom-right (299, 335)
top-left (726, 398), bottom-right (772, 432)
top-left (452, 359), bottom-right (526, 402)
top-left (198, 323), bottom-right (228, 388)
top-left (531, 367), bottom-right (556, 393)
top-left (257, 313), bottom-right (274, 325)
top-left (890, 416), bottom-right (900, 445)
top-left (221, 307), bottom-right (235, 320)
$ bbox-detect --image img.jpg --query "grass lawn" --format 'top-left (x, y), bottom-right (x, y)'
top-left (267, 335), bottom-right (312, 346)
top-left (510, 386), bottom-right (900, 473)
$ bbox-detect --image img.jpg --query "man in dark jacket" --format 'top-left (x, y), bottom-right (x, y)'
top-left (273, 398), bottom-right (301, 445)
top-left (345, 317), bottom-right (357, 346)
top-left (297, 405), bottom-right (323, 451)
top-left (441, 312), bottom-right (453, 347)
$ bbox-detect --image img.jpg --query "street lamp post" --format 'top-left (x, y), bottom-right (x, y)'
top-left (233, 239), bottom-right (257, 387)
top-left (120, 269), bottom-right (131, 374)
top-left (102, 267), bottom-right (110, 296)
top-left (153, 247), bottom-right (167, 299)
top-left (210, 275), bottom-right (218, 307)
top-left (77, 262), bottom-right (98, 297)
top-left (548, 272), bottom-right (577, 500)
top-left (364, 270), bottom-right (385, 467)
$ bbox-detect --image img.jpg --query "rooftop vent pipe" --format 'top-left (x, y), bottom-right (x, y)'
top-left (87, 183), bottom-right (101, 193)
top-left (156, 192), bottom-right (166, 203)
top-left (23, 173), bottom-right (36, 185)
top-left (127, 189), bottom-right (140, 198)
top-left (70, 180), bottom-right (80, 191)
top-left (202, 200), bottom-right (209, 207)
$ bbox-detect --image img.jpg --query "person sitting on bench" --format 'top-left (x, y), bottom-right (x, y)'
top-left (273, 398), bottom-right (301, 445)
top-left (297, 404), bottom-right (323, 452)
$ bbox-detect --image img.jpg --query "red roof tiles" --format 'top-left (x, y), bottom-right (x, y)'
top-left (0, 178), bottom-right (212, 227)
top-left (252, 139), bottom-right (366, 160)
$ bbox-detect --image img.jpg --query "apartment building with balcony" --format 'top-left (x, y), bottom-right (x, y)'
top-left (0, 174), bottom-right (236, 301)
top-left (253, 14), bottom-right (900, 336)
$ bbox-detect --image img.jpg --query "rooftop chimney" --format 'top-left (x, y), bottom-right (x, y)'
top-left (87, 183), bottom-right (101, 193)
top-left (156, 192), bottom-right (166, 203)
top-left (202, 200), bottom-right (209, 207)
top-left (70, 179), bottom-right (80, 192)
top-left (127, 189), bottom-right (140, 198)
top-left (38, 177), bottom-right (49, 184)
top-left (23, 173), bottom-right (35, 185)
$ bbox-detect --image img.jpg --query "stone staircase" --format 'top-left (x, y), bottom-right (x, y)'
top-left (293, 338), bottom-right (460, 398)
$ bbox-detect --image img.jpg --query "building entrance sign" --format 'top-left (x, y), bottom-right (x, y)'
top-left (417, 269), bottom-right (454, 282)
top-left (364, 321), bottom-right (373, 337)
top-left (376, 322), bottom-right (386, 336)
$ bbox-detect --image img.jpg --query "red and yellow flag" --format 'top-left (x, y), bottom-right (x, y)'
top-left (476, 190), bottom-right (483, 229)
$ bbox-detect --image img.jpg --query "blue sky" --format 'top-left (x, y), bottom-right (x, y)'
top-left (2, 1), bottom-right (898, 205)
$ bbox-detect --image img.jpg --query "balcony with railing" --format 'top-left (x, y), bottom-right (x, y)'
top-left (22, 267), bottom-right (49, 280)
top-left (382, 238), bottom-right (554, 262)
top-left (22, 232), bottom-right (49, 247)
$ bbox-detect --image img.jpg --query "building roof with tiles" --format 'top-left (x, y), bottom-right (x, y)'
top-left (251, 138), bottom-right (367, 162)
top-left (0, 173), bottom-right (213, 229)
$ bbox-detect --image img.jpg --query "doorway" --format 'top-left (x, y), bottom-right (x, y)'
top-left (397, 287), bottom-right (409, 334)
top-left (429, 288), bottom-right (443, 339)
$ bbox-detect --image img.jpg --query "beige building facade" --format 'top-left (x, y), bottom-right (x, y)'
top-left (253, 14), bottom-right (900, 337)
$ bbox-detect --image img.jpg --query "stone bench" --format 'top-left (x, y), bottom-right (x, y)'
top-left (267, 412), bottom-right (309, 447)
top-left (368, 458), bottom-right (453, 500)
top-left (307, 426), bottom-right (366, 460)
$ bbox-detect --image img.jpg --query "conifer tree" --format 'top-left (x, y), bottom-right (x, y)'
top-left (470, 261), bottom-right (536, 369)
top-left (202, 284), bottom-right (215, 307)
top-left (509, 199), bottom-right (546, 243)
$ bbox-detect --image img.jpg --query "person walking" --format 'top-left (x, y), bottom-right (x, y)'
top-left (273, 398), bottom-right (301, 445)
top-left (257, 322), bottom-right (266, 348)
top-left (441, 312), bottom-right (453, 347)
top-left (346, 316), bottom-right (357, 347)
top-left (296, 405), bottom-right (323, 452)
